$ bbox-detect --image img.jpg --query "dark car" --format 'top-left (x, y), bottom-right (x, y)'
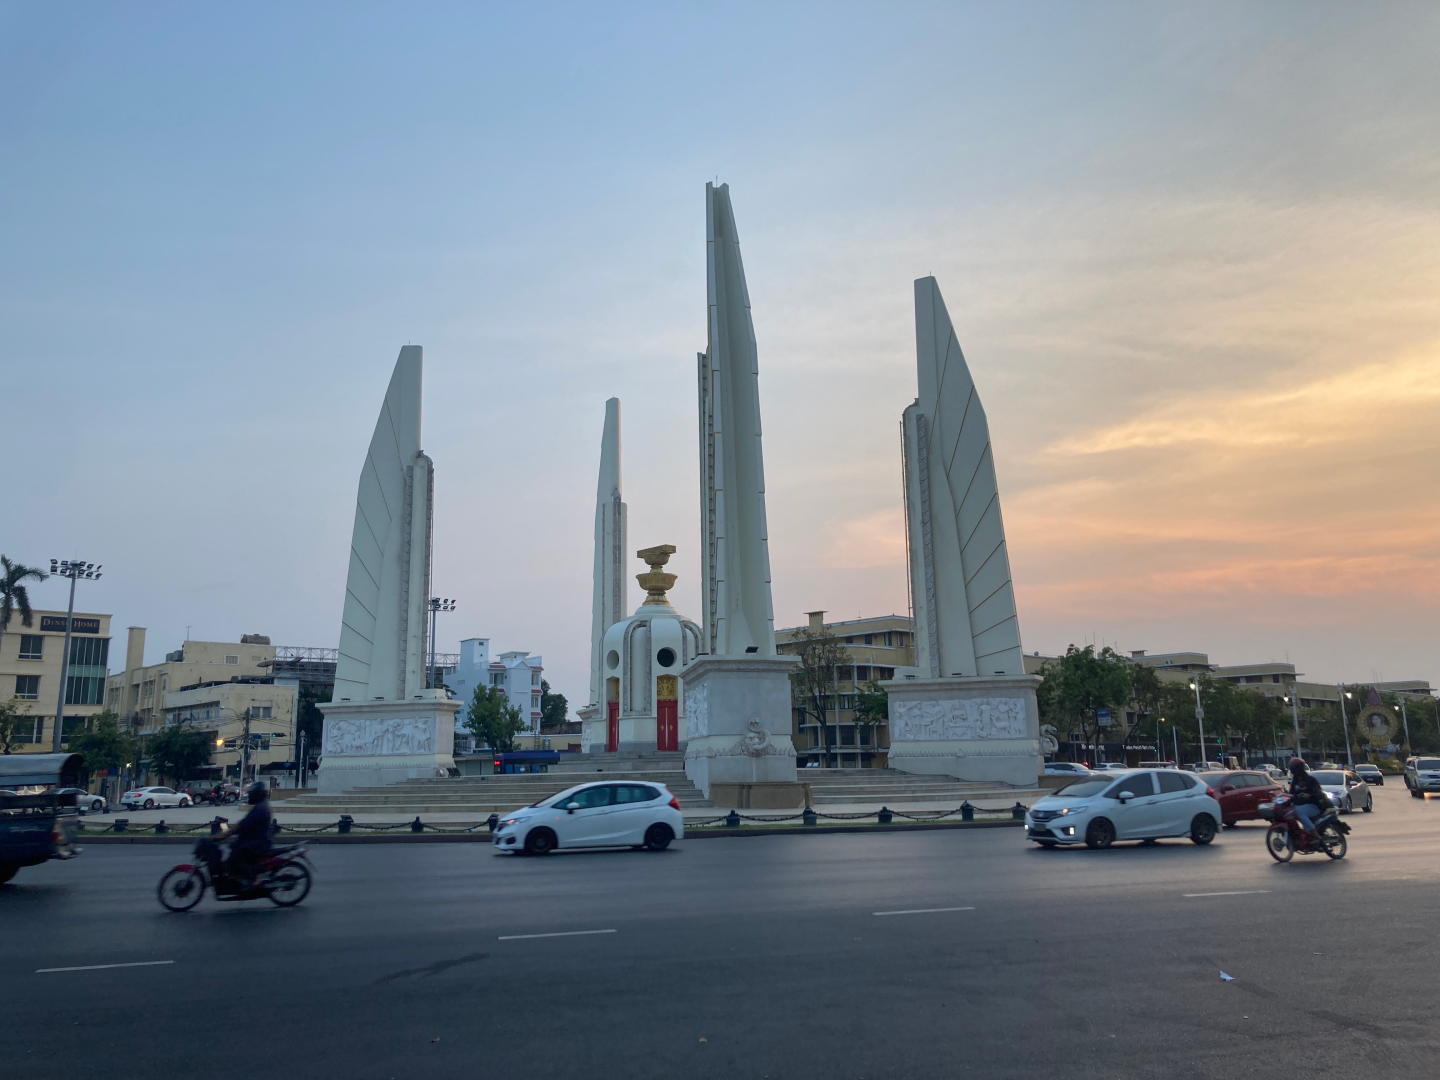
top-left (1195, 770), bottom-right (1284, 826)
top-left (1354, 764), bottom-right (1384, 787)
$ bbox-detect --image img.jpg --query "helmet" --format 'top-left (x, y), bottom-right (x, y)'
top-left (1289, 757), bottom-right (1308, 774)
top-left (247, 781), bottom-right (269, 804)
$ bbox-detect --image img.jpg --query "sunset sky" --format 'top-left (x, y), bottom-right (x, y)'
top-left (3, 3), bottom-right (1436, 707)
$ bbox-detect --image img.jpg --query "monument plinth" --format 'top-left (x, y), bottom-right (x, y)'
top-left (681, 654), bottom-right (804, 808)
top-left (880, 675), bottom-right (1041, 786)
top-left (317, 692), bottom-right (459, 794)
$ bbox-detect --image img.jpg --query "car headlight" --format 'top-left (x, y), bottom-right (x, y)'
top-left (499, 817), bottom-right (520, 827)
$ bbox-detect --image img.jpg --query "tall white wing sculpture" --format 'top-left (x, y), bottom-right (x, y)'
top-left (586, 397), bottom-right (627, 711)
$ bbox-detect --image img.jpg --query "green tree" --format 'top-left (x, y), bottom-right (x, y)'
top-left (67, 712), bottom-right (134, 777)
top-left (0, 555), bottom-right (48, 658)
top-left (854, 680), bottom-right (888, 728)
top-left (296, 683), bottom-right (331, 755)
top-left (539, 680), bottom-right (569, 732)
top-left (146, 725), bottom-right (213, 784)
top-left (0, 698), bottom-right (32, 755)
top-left (787, 626), bottom-right (847, 767)
top-left (465, 684), bottom-right (526, 753)
top-left (1037, 645), bottom-right (1133, 764)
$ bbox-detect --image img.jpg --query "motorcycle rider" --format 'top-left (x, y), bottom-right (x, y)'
top-left (222, 782), bottom-right (275, 885)
top-left (1287, 757), bottom-right (1327, 837)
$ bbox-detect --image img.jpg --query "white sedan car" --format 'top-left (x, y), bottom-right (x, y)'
top-left (493, 780), bottom-right (684, 855)
top-left (1025, 769), bottom-right (1222, 849)
top-left (1310, 769), bottom-right (1372, 814)
top-left (1043, 762), bottom-right (1090, 777)
top-left (120, 786), bottom-right (192, 810)
top-left (57, 787), bottom-right (107, 813)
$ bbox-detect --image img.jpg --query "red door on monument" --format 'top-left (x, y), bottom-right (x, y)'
top-left (657, 698), bottom-right (678, 752)
top-left (606, 700), bottom-right (619, 753)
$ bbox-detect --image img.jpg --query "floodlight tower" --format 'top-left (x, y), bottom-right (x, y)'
top-left (428, 597), bottom-right (457, 692)
top-left (49, 559), bottom-right (102, 752)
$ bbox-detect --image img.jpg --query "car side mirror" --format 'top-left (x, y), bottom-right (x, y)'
top-left (1222, 785), bottom-right (1235, 793)
top-left (565, 802), bottom-right (580, 813)
top-left (1117, 791), bottom-right (1134, 803)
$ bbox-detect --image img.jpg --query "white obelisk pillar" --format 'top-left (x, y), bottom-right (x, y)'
top-left (577, 398), bottom-right (627, 747)
top-left (683, 183), bottom-right (803, 809)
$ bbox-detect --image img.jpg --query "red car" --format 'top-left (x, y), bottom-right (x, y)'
top-left (1196, 770), bottom-right (1284, 827)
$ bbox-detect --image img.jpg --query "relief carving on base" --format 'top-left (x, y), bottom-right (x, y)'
top-left (890, 697), bottom-right (1029, 742)
top-left (683, 682), bottom-right (709, 738)
top-left (323, 717), bottom-right (436, 757)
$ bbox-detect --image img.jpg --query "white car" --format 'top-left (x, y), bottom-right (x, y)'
top-left (57, 787), bottom-right (107, 813)
top-left (1092, 763), bottom-right (1129, 773)
top-left (1025, 769), bottom-right (1222, 849)
top-left (120, 786), bottom-right (192, 810)
top-left (1310, 770), bottom-right (1372, 814)
top-left (492, 780), bottom-right (684, 855)
top-left (1043, 762), bottom-right (1090, 777)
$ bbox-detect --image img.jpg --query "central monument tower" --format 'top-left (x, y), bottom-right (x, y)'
top-left (682, 183), bottom-right (804, 808)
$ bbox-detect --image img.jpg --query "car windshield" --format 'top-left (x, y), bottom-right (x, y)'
top-left (1052, 778), bottom-right (1113, 798)
top-left (1311, 771), bottom-right (1345, 785)
top-left (1414, 759), bottom-right (1440, 770)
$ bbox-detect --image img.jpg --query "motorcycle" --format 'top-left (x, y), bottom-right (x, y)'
top-left (157, 832), bottom-right (313, 911)
top-left (1261, 794), bottom-right (1349, 863)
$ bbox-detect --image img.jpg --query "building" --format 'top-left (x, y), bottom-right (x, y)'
top-left (774, 612), bottom-right (918, 769)
top-left (438, 639), bottom-right (552, 752)
top-left (106, 628), bottom-right (297, 784)
top-left (1, 609), bottom-right (113, 752)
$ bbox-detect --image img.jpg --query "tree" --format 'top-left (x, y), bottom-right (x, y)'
top-left (0, 555), bottom-right (48, 659)
top-left (465, 684), bottom-right (526, 753)
top-left (0, 698), bottom-right (31, 755)
top-left (1036, 645), bottom-right (1133, 764)
top-left (539, 680), bottom-right (569, 732)
top-left (787, 626), bottom-right (847, 767)
top-left (146, 725), bottom-right (212, 784)
top-left (296, 683), bottom-right (331, 756)
top-left (67, 712), bottom-right (133, 778)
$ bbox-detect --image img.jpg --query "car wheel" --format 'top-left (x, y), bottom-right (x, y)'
top-left (144, 799), bottom-right (155, 810)
top-left (524, 828), bottom-right (556, 856)
top-left (1084, 818), bottom-right (1115, 850)
top-left (1190, 814), bottom-right (1217, 845)
top-left (180, 797), bottom-right (191, 807)
top-left (1412, 788), bottom-right (1423, 799)
top-left (1362, 796), bottom-right (1372, 812)
top-left (90, 800), bottom-right (103, 812)
top-left (643, 823), bottom-right (673, 852)
top-left (1342, 797), bottom-right (1351, 814)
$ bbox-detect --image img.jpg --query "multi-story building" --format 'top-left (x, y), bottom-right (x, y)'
top-left (775, 612), bottom-right (917, 769)
top-left (439, 640), bottom-right (553, 752)
top-left (0, 609), bottom-right (113, 752)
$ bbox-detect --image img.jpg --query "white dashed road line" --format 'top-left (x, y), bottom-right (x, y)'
top-left (873, 906), bottom-right (975, 917)
top-left (498, 929), bottom-right (618, 941)
top-left (37, 960), bottom-right (175, 974)
top-left (1182, 890), bottom-right (1271, 898)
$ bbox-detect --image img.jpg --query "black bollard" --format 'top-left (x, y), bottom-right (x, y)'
top-left (486, 813), bottom-right (499, 833)
top-left (961, 801), bottom-right (974, 822)
top-left (155, 820), bottom-right (168, 834)
top-left (725, 810), bottom-right (740, 828)
top-left (877, 806), bottom-right (893, 825)
top-left (802, 807), bottom-right (817, 827)
top-left (338, 814), bottom-right (354, 835)
top-left (1012, 802), bottom-right (1026, 821)
top-left (411, 816), bottom-right (424, 833)
top-left (113, 818), bottom-right (129, 833)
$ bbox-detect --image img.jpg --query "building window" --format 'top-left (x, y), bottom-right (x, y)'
top-left (844, 636), bottom-right (853, 644)
top-left (532, 672), bottom-right (540, 686)
top-left (224, 654), bottom-right (239, 665)
top-left (18, 635), bottom-right (43, 660)
top-left (864, 634), bottom-right (873, 645)
top-left (855, 666), bottom-right (870, 682)
top-left (15, 674), bottom-right (40, 700)
top-left (68, 636), bottom-right (110, 667)
top-left (884, 632), bottom-right (892, 648)
top-left (66, 675), bottom-right (105, 706)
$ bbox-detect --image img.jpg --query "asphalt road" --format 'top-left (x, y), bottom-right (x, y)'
top-left (4, 785), bottom-right (1437, 1079)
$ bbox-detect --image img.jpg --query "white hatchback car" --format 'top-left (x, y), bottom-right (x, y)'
top-left (1025, 769), bottom-right (1222, 849)
top-left (493, 780), bottom-right (684, 855)
top-left (120, 786), bottom-right (192, 810)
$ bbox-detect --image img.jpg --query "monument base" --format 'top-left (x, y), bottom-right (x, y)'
top-left (682, 655), bottom-right (800, 799)
top-left (709, 781), bottom-right (812, 809)
top-left (316, 693), bottom-right (460, 795)
top-left (879, 674), bottom-right (1042, 787)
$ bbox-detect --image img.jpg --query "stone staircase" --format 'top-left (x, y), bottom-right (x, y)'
top-left (801, 767), bottom-right (1044, 807)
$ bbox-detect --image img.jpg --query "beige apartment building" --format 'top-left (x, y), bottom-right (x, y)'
top-left (0, 609), bottom-right (114, 752)
top-left (775, 612), bottom-right (917, 768)
top-left (107, 628), bottom-right (297, 784)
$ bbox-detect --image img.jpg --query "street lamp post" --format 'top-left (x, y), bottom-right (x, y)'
top-left (1396, 694), bottom-right (1411, 755)
top-left (1337, 685), bottom-right (1355, 769)
top-left (1284, 689), bottom-right (1303, 759)
top-left (1189, 677), bottom-right (1208, 767)
top-left (427, 597), bottom-right (456, 691)
top-left (49, 559), bottom-right (102, 752)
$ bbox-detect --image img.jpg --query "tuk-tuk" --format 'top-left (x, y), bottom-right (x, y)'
top-left (0, 752), bottom-right (84, 884)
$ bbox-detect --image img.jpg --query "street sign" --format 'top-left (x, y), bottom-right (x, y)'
top-left (1194, 706), bottom-right (1205, 720)
top-left (1097, 708), bottom-right (1112, 729)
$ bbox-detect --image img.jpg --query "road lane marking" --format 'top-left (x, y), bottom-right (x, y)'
top-left (873, 906), bottom-right (975, 916)
top-left (1182, 890), bottom-right (1271, 898)
top-left (497, 929), bottom-right (617, 941)
top-left (37, 960), bottom-right (175, 974)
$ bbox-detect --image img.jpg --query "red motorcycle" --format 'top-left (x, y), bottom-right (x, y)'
top-left (157, 834), bottom-right (313, 911)
top-left (1262, 795), bottom-right (1348, 863)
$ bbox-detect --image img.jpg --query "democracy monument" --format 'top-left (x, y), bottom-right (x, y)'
top-left (314, 183), bottom-right (1040, 803)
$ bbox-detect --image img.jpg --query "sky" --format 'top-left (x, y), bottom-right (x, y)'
top-left (2, 3), bottom-right (1437, 709)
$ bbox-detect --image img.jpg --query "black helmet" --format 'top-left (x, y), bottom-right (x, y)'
top-left (1289, 757), bottom-right (1308, 774)
top-left (247, 781), bottom-right (269, 804)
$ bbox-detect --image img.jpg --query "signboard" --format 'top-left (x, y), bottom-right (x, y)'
top-left (1097, 708), bottom-right (1112, 729)
top-left (40, 616), bottom-right (100, 634)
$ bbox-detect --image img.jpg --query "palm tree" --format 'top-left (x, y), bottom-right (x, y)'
top-left (1, 555), bottom-right (49, 658)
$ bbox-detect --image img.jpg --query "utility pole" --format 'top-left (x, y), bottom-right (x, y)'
top-left (1189, 677), bottom-right (1207, 767)
top-left (49, 559), bottom-right (102, 752)
top-left (241, 706), bottom-right (253, 790)
top-left (1397, 695), bottom-right (1411, 755)
top-left (1286, 688), bottom-right (1303, 759)
top-left (1337, 684), bottom-right (1355, 769)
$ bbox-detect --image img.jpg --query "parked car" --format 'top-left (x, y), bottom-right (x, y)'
top-left (1404, 757), bottom-right (1440, 798)
top-left (1092, 763), bottom-right (1130, 773)
top-left (56, 787), bottom-right (106, 813)
top-left (1255, 765), bottom-right (1288, 783)
top-left (120, 786), bottom-right (192, 810)
top-left (1043, 762), bottom-right (1091, 777)
top-left (1309, 770), bottom-right (1372, 814)
top-left (1025, 770), bottom-right (1222, 849)
top-left (1137, 761), bottom-right (1177, 769)
top-left (492, 780), bottom-right (684, 855)
top-left (1354, 764), bottom-right (1384, 787)
top-left (1194, 771), bottom-right (1283, 826)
